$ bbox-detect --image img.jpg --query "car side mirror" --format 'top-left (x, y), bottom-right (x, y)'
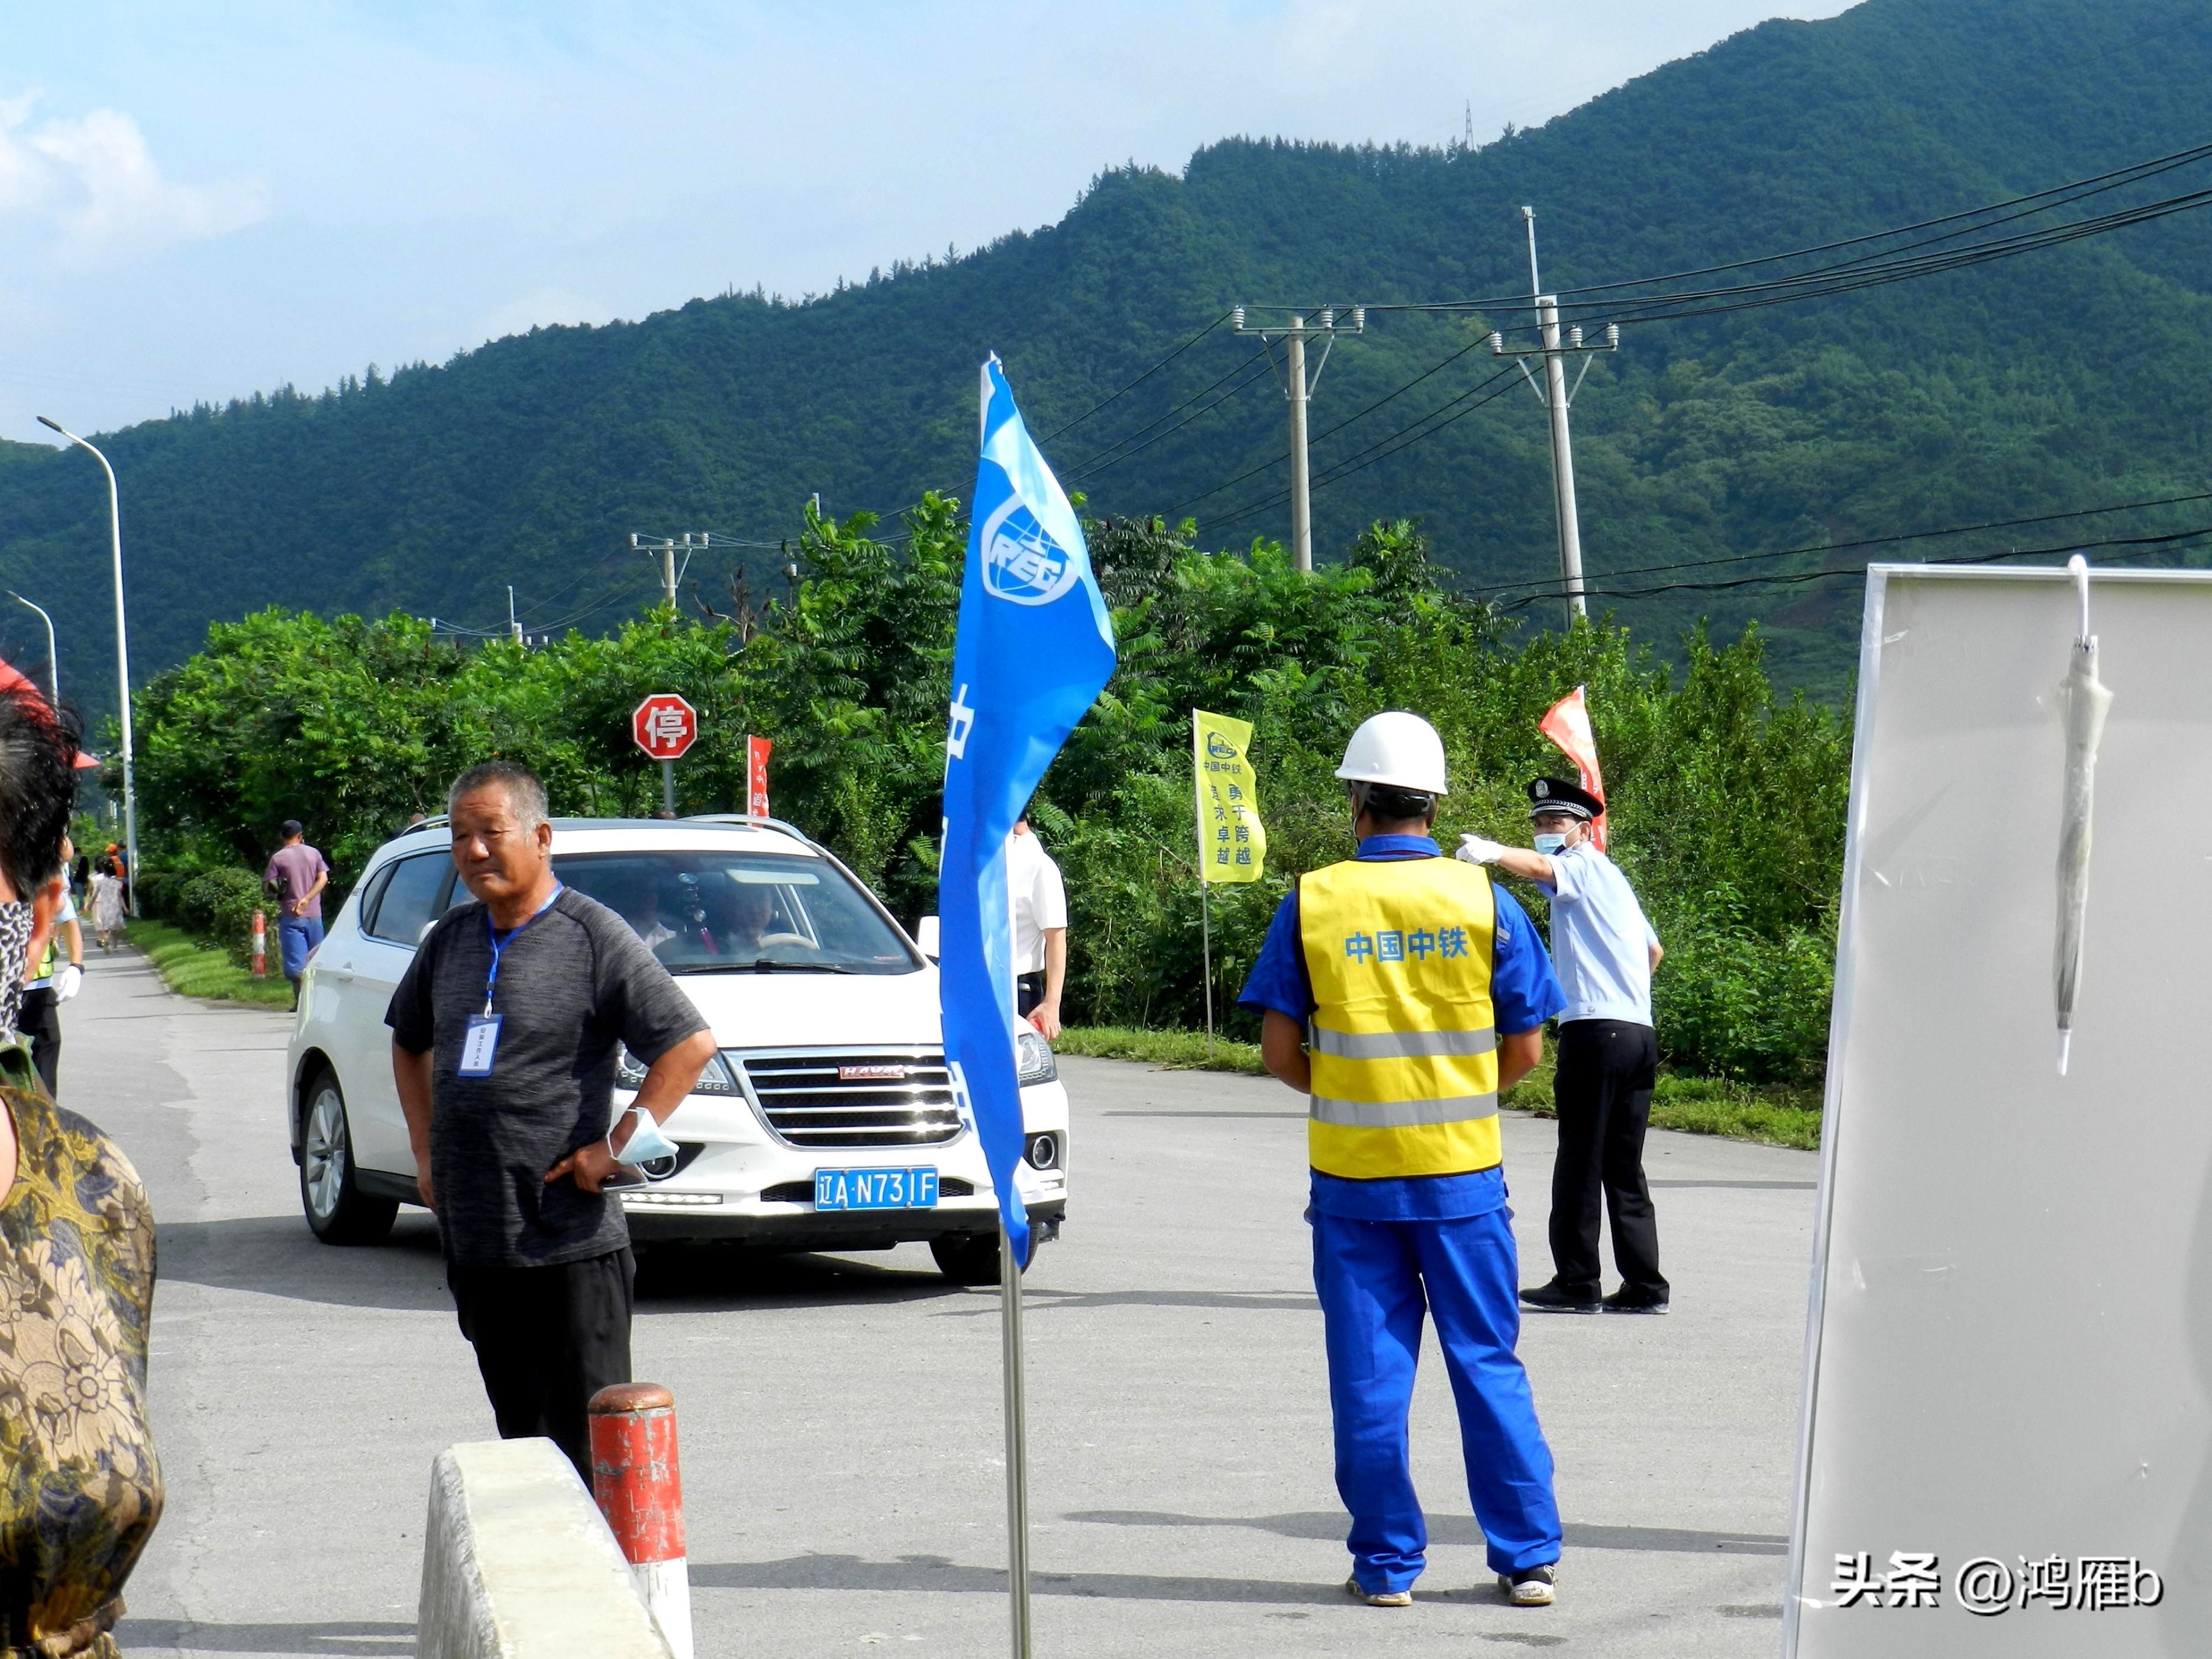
top-left (915, 915), bottom-right (941, 960)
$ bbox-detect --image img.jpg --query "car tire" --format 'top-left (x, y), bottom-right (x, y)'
top-left (299, 1069), bottom-right (399, 1245)
top-left (930, 1232), bottom-right (1025, 1286)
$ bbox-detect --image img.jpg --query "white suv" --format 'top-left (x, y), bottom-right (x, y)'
top-left (284, 815), bottom-right (1068, 1282)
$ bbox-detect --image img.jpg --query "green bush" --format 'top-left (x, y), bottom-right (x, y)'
top-left (169, 866), bottom-right (267, 967)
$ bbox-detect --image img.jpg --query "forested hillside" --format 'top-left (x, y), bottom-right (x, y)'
top-left (5, 0), bottom-right (2211, 711)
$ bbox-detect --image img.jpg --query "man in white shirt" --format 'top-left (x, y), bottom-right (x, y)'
top-left (1006, 813), bottom-right (1068, 1038)
top-left (1458, 777), bottom-right (1668, 1315)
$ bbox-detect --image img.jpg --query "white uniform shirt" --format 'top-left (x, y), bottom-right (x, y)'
top-left (1535, 841), bottom-right (1659, 1027)
top-left (1005, 828), bottom-right (1068, 975)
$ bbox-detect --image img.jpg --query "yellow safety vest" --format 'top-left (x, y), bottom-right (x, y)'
top-left (1297, 855), bottom-right (1501, 1180)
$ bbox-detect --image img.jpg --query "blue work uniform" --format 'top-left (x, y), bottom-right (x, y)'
top-left (1239, 833), bottom-right (1567, 1593)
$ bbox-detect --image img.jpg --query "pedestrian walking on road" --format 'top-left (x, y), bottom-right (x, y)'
top-left (88, 860), bottom-right (125, 953)
top-left (1007, 811), bottom-right (1068, 1038)
top-left (1239, 712), bottom-right (1568, 1610)
top-left (387, 760), bottom-right (716, 1476)
top-left (265, 819), bottom-right (330, 1010)
top-left (18, 836), bottom-right (85, 1096)
top-left (1459, 777), bottom-right (1668, 1314)
top-left (0, 680), bottom-right (164, 1656)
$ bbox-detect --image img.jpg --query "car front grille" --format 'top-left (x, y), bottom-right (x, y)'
top-left (736, 1050), bottom-right (965, 1150)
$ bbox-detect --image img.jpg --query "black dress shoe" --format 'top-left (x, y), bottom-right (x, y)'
top-left (1519, 1280), bottom-right (1600, 1314)
top-left (1601, 1287), bottom-right (1670, 1315)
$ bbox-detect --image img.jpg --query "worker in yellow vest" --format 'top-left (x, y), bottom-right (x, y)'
top-left (1238, 711), bottom-right (1567, 1609)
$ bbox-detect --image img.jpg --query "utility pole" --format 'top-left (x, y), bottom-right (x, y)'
top-left (1487, 207), bottom-right (1618, 625)
top-left (1231, 306), bottom-right (1365, 573)
top-left (508, 585), bottom-right (523, 644)
top-left (629, 532), bottom-right (708, 609)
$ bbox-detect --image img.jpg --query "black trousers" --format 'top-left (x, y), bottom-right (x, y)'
top-left (1548, 1020), bottom-right (1666, 1298)
top-left (1016, 972), bottom-right (1046, 1016)
top-left (447, 1247), bottom-right (634, 1479)
top-left (17, 987), bottom-right (60, 1097)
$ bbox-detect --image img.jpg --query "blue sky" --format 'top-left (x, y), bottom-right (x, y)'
top-left (0, 1), bottom-right (1854, 444)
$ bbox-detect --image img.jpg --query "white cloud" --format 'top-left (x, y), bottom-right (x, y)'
top-left (0, 95), bottom-right (269, 266)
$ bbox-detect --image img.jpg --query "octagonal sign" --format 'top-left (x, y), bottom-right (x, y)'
top-left (632, 692), bottom-right (699, 760)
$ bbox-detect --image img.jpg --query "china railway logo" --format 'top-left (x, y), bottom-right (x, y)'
top-left (980, 496), bottom-right (1079, 606)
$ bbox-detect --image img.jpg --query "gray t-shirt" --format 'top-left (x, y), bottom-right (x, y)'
top-left (386, 886), bottom-right (710, 1269)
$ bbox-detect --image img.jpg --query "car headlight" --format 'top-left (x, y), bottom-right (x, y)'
top-left (1016, 1028), bottom-right (1057, 1085)
top-left (616, 1044), bottom-right (740, 1096)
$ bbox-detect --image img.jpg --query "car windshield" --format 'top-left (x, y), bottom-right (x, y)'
top-left (553, 848), bottom-right (918, 976)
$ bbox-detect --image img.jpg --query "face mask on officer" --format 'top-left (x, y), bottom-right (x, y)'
top-left (1531, 815), bottom-right (1581, 857)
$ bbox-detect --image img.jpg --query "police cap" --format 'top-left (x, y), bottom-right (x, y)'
top-left (1526, 776), bottom-right (1601, 821)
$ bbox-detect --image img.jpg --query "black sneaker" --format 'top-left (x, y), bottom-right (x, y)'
top-left (1498, 1564), bottom-right (1557, 1606)
top-left (1519, 1280), bottom-right (1600, 1314)
top-left (1601, 1288), bottom-right (1670, 1315)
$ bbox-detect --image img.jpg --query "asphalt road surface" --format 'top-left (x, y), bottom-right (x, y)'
top-left (60, 943), bottom-right (1816, 1657)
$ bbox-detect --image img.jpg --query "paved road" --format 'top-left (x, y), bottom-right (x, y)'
top-left (60, 944), bottom-right (1815, 1657)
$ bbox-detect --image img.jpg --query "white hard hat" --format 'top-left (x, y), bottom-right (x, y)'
top-left (1335, 711), bottom-right (1449, 795)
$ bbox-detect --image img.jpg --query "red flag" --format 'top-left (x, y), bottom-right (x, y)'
top-left (746, 735), bottom-right (773, 819)
top-left (1538, 686), bottom-right (1607, 851)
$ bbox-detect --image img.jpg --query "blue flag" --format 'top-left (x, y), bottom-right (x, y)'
top-left (939, 356), bottom-right (1117, 1266)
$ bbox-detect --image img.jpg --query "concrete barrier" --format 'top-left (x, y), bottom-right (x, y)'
top-left (416, 1438), bottom-right (672, 1659)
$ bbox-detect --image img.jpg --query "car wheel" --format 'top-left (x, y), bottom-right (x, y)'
top-left (930, 1232), bottom-right (1025, 1286)
top-left (299, 1070), bottom-right (398, 1245)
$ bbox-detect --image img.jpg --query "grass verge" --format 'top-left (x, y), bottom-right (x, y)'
top-left (128, 919), bottom-right (296, 1011)
top-left (1060, 1025), bottom-right (1822, 1150)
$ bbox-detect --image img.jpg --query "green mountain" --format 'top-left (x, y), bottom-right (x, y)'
top-left (5, 0), bottom-right (2210, 715)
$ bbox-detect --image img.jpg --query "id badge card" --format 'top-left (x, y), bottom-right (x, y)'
top-left (458, 1014), bottom-right (502, 1076)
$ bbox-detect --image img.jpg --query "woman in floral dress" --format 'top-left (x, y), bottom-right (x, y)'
top-left (0, 681), bottom-right (162, 1656)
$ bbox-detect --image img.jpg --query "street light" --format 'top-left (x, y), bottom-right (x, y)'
top-left (37, 415), bottom-right (139, 915)
top-left (6, 590), bottom-right (58, 706)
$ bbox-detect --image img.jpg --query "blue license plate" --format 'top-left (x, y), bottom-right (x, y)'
top-left (813, 1167), bottom-right (939, 1211)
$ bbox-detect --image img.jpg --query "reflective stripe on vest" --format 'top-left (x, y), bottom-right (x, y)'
top-left (1298, 855), bottom-right (1501, 1180)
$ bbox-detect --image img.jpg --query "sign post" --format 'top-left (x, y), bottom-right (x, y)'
top-left (632, 693), bottom-right (699, 815)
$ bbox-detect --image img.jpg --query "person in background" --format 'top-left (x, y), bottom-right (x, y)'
top-left (1459, 777), bottom-right (1668, 1315)
top-left (1006, 811), bottom-right (1067, 1038)
top-left (71, 848), bottom-right (89, 906)
top-left (387, 760), bottom-right (716, 1476)
top-left (264, 819), bottom-right (331, 1012)
top-left (1240, 712), bottom-right (1567, 1610)
top-left (0, 680), bottom-right (163, 1658)
top-left (88, 858), bottom-right (126, 954)
top-left (18, 835), bottom-right (85, 1096)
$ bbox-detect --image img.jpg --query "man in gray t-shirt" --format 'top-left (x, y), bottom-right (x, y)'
top-left (387, 761), bottom-right (714, 1473)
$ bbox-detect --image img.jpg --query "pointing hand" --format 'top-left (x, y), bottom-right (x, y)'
top-left (1456, 834), bottom-right (1506, 865)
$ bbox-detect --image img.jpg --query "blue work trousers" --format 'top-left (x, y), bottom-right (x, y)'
top-left (1312, 1206), bottom-right (1561, 1590)
top-left (277, 915), bottom-right (324, 980)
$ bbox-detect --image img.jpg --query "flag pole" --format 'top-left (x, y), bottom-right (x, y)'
top-left (1200, 882), bottom-right (1215, 1054)
top-left (999, 1222), bottom-right (1033, 1659)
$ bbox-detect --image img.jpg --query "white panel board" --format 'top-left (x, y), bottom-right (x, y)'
top-left (1787, 565), bottom-right (2212, 1657)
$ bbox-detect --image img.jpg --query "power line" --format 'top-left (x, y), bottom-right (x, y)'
top-left (1034, 311), bottom-right (1233, 443)
top-left (1057, 347), bottom-right (1277, 482)
top-left (1352, 137), bottom-right (2212, 322)
top-left (1493, 520), bottom-right (2212, 613)
top-left (1471, 488), bottom-right (2212, 599)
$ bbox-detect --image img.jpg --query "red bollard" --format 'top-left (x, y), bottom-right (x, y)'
top-left (589, 1382), bottom-right (692, 1659)
top-left (251, 910), bottom-right (267, 979)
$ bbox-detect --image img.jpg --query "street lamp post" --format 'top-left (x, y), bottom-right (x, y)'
top-left (37, 416), bottom-right (139, 915)
top-left (7, 590), bottom-right (59, 706)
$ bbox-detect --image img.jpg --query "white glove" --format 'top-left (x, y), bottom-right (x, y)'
top-left (1457, 834), bottom-right (1506, 864)
top-left (54, 964), bottom-right (83, 1002)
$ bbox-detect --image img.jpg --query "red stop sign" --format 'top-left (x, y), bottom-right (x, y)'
top-left (632, 693), bottom-right (699, 760)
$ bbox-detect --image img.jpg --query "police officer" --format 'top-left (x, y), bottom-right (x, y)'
top-left (1459, 777), bottom-right (1668, 1314)
top-left (1238, 712), bottom-right (1567, 1609)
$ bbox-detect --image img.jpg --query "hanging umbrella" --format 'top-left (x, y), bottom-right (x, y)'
top-left (2053, 554), bottom-right (2112, 1076)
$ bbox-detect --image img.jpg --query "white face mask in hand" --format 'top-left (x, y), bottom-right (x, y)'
top-left (612, 1105), bottom-right (679, 1166)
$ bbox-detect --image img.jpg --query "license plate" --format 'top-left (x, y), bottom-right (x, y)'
top-left (813, 1167), bottom-right (939, 1211)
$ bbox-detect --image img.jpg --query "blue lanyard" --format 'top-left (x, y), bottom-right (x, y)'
top-left (483, 883), bottom-right (562, 1015)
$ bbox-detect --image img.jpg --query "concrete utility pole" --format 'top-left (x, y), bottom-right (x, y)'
top-left (629, 533), bottom-right (709, 609)
top-left (508, 585), bottom-right (523, 644)
top-left (1488, 207), bottom-right (1619, 625)
top-left (1231, 306), bottom-right (1365, 573)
